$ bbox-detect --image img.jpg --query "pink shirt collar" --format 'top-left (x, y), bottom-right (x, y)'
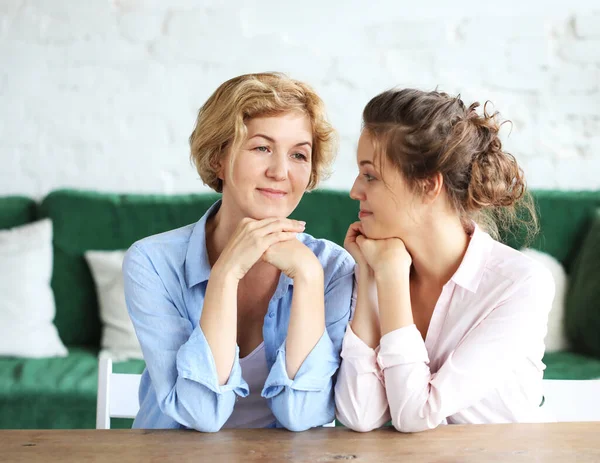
top-left (449, 223), bottom-right (494, 293)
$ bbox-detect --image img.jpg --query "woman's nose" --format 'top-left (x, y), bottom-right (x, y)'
top-left (266, 153), bottom-right (287, 181)
top-left (350, 177), bottom-right (363, 200)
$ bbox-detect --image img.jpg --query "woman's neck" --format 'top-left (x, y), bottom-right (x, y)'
top-left (407, 214), bottom-right (471, 289)
top-left (205, 203), bottom-right (239, 267)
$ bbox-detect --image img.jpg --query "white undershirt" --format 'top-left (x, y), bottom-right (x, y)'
top-left (223, 342), bottom-right (275, 428)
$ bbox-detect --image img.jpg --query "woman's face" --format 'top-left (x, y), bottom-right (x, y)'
top-left (350, 130), bottom-right (427, 240)
top-left (220, 112), bottom-right (313, 220)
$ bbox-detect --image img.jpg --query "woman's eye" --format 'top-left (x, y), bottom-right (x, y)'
top-left (363, 173), bottom-right (376, 182)
top-left (255, 146), bottom-right (270, 153)
top-left (291, 152), bottom-right (308, 161)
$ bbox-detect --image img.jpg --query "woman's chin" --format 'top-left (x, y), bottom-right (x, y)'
top-left (246, 207), bottom-right (291, 221)
top-left (360, 223), bottom-right (379, 239)
top-left (246, 200), bottom-right (298, 221)
top-left (362, 224), bottom-right (404, 241)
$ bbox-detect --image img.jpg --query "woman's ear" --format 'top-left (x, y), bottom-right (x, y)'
top-left (209, 159), bottom-right (223, 183)
top-left (422, 172), bottom-right (444, 203)
top-left (216, 160), bottom-right (224, 181)
top-left (211, 146), bottom-right (228, 181)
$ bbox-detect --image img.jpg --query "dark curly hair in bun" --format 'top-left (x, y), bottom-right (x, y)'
top-left (362, 88), bottom-right (537, 242)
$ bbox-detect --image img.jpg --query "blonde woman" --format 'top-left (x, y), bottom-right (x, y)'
top-left (123, 73), bottom-right (354, 432)
top-left (335, 88), bottom-right (554, 432)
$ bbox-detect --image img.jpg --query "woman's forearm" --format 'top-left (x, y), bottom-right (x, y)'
top-left (350, 265), bottom-right (381, 348)
top-left (376, 269), bottom-right (413, 336)
top-left (200, 265), bottom-right (239, 385)
top-left (285, 266), bottom-right (325, 379)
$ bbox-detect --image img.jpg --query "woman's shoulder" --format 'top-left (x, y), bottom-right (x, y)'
top-left (124, 223), bottom-right (197, 269)
top-left (486, 239), bottom-right (554, 290)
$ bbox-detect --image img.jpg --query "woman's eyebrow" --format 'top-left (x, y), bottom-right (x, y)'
top-left (294, 141), bottom-right (312, 148)
top-left (248, 133), bottom-right (276, 143)
top-left (249, 134), bottom-right (311, 148)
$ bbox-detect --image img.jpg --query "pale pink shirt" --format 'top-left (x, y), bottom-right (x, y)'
top-left (335, 224), bottom-right (556, 433)
top-left (223, 343), bottom-right (275, 428)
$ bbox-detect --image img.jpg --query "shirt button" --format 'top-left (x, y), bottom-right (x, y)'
top-left (268, 312), bottom-right (275, 318)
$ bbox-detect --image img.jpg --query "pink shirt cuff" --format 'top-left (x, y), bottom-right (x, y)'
top-left (377, 324), bottom-right (429, 369)
top-left (340, 325), bottom-right (382, 376)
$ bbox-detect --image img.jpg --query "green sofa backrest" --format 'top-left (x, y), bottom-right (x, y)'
top-left (503, 191), bottom-right (600, 271)
top-left (37, 190), bottom-right (220, 347)
top-left (2, 189), bottom-right (600, 348)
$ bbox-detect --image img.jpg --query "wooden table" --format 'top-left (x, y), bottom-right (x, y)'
top-left (2, 423), bottom-right (599, 462)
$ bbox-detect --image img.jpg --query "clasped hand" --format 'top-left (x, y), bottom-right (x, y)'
top-left (344, 221), bottom-right (412, 276)
top-left (216, 217), bottom-right (320, 281)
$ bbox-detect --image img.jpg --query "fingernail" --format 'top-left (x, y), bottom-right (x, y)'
top-left (298, 221), bottom-right (306, 226)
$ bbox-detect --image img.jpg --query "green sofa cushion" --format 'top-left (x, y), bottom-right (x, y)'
top-left (37, 189), bottom-right (357, 347)
top-left (0, 196), bottom-right (36, 229)
top-left (0, 347), bottom-right (145, 429)
top-left (543, 351), bottom-right (600, 380)
top-left (565, 208), bottom-right (600, 358)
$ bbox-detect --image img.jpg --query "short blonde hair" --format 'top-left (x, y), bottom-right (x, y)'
top-left (189, 72), bottom-right (337, 192)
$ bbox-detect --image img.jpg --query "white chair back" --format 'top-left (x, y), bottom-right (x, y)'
top-left (543, 379), bottom-right (600, 422)
top-left (96, 355), bottom-right (141, 429)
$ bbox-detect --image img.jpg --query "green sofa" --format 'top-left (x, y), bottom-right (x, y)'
top-left (1, 189), bottom-right (600, 429)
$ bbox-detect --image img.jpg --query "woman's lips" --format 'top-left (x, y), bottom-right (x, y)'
top-left (359, 210), bottom-right (373, 219)
top-left (257, 188), bottom-right (287, 199)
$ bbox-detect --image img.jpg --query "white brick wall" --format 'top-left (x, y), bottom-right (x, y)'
top-left (1, 0), bottom-right (599, 198)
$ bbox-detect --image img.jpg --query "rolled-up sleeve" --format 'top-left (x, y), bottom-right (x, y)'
top-left (123, 244), bottom-right (249, 432)
top-left (261, 258), bottom-right (354, 431)
top-left (335, 326), bottom-right (390, 432)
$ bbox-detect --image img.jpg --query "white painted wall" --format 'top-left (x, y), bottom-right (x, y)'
top-left (1, 0), bottom-right (599, 199)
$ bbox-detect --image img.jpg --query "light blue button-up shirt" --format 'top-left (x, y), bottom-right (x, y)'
top-left (123, 200), bottom-right (355, 432)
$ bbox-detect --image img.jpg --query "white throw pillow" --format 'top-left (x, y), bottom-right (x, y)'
top-left (0, 219), bottom-right (68, 358)
top-left (85, 250), bottom-right (143, 361)
top-left (520, 248), bottom-right (568, 352)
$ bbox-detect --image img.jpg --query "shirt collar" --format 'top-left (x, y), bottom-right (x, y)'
top-left (185, 200), bottom-right (221, 288)
top-left (449, 223), bottom-right (494, 293)
top-left (184, 199), bottom-right (295, 297)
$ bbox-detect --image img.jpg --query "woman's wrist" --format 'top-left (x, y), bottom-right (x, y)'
top-left (373, 264), bottom-right (410, 286)
top-left (356, 261), bottom-right (374, 281)
top-left (211, 261), bottom-right (241, 284)
top-left (293, 262), bottom-right (324, 285)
